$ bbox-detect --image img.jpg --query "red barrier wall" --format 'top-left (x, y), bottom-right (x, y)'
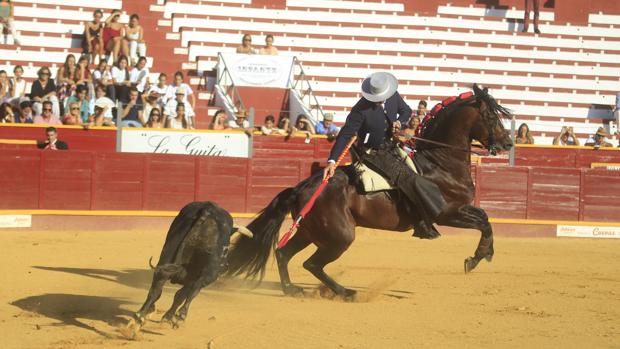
top-left (1, 149), bottom-right (619, 222)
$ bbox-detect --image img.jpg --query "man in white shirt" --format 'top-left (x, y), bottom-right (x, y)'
top-left (130, 56), bottom-right (150, 93)
top-left (148, 73), bottom-right (173, 107)
top-left (164, 87), bottom-right (195, 128)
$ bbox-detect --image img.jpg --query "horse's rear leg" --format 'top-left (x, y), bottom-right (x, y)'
top-left (436, 205), bottom-right (493, 273)
top-left (303, 243), bottom-right (355, 301)
top-left (275, 232), bottom-right (311, 296)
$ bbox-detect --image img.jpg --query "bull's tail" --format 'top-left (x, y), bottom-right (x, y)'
top-left (148, 256), bottom-right (156, 269)
top-left (226, 186), bottom-right (300, 281)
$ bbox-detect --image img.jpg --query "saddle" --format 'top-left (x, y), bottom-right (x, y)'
top-left (355, 147), bottom-right (418, 193)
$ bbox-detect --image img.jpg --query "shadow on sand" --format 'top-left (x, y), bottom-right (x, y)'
top-left (10, 293), bottom-right (136, 337)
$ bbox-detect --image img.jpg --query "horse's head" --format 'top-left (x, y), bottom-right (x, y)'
top-left (470, 84), bottom-right (513, 155)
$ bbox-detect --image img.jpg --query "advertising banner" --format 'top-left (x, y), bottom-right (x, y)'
top-left (219, 53), bottom-right (294, 88)
top-left (0, 215), bottom-right (32, 228)
top-left (557, 225), bottom-right (620, 239)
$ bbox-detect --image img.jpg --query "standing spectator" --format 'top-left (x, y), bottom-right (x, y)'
top-left (148, 73), bottom-right (172, 107)
top-left (170, 71), bottom-right (196, 110)
top-left (84, 9), bottom-right (105, 64)
top-left (103, 9), bottom-right (128, 64)
top-left (75, 56), bottom-right (93, 92)
top-left (585, 127), bottom-right (613, 148)
top-left (315, 113), bottom-right (340, 137)
top-left (236, 34), bottom-right (256, 54)
top-left (33, 101), bottom-right (61, 125)
top-left (37, 127), bottom-right (68, 150)
top-left (0, 102), bottom-right (14, 123)
top-left (146, 108), bottom-right (164, 129)
top-left (118, 87), bottom-right (144, 127)
top-left (15, 100), bottom-right (33, 124)
top-left (0, 69), bottom-right (9, 102)
top-left (515, 123), bottom-right (535, 144)
top-left (64, 85), bottom-right (91, 124)
top-left (93, 60), bottom-right (115, 101)
top-left (0, 0), bottom-right (20, 45)
top-left (166, 103), bottom-right (188, 129)
top-left (291, 114), bottom-right (315, 137)
top-left (553, 126), bottom-right (580, 146)
top-left (57, 54), bottom-right (77, 108)
top-left (416, 100), bottom-right (427, 118)
top-left (523, 0), bottom-right (540, 34)
top-left (9, 65), bottom-right (26, 106)
top-left (260, 114), bottom-right (286, 135)
top-left (125, 14), bottom-right (146, 65)
top-left (129, 56), bottom-right (149, 93)
top-left (259, 34), bottom-right (278, 55)
top-left (164, 87), bottom-right (195, 127)
top-left (112, 55), bottom-right (131, 103)
top-left (62, 102), bottom-right (82, 125)
top-left (209, 109), bottom-right (228, 130)
top-left (30, 67), bottom-right (59, 117)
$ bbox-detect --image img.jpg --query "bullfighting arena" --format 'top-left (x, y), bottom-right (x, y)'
top-left (1, 222), bottom-right (618, 349)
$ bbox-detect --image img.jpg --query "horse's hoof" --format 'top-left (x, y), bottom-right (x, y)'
top-left (283, 284), bottom-right (305, 297)
top-left (343, 289), bottom-right (357, 302)
top-left (464, 257), bottom-right (479, 273)
top-left (485, 254), bottom-right (494, 262)
top-left (118, 318), bottom-right (141, 340)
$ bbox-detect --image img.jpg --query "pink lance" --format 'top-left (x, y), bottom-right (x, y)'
top-left (277, 136), bottom-right (357, 249)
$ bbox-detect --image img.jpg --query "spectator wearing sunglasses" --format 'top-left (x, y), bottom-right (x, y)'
top-left (33, 101), bottom-right (62, 125)
top-left (146, 108), bottom-right (164, 128)
top-left (236, 34), bottom-right (257, 54)
top-left (31, 66), bottom-right (59, 117)
top-left (62, 102), bottom-right (82, 125)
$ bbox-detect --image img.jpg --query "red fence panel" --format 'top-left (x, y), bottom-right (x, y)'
top-left (196, 157), bottom-right (249, 213)
top-left (40, 151), bottom-right (93, 210)
top-left (580, 169), bottom-right (620, 222)
top-left (526, 167), bottom-right (581, 220)
top-left (477, 166), bottom-right (528, 218)
top-left (0, 125), bottom-right (116, 152)
top-left (92, 152), bottom-right (145, 210)
top-left (143, 155), bottom-right (196, 211)
top-left (248, 158), bottom-right (301, 212)
top-left (515, 147), bottom-right (577, 167)
top-left (0, 150), bottom-right (40, 209)
top-left (575, 149), bottom-right (620, 168)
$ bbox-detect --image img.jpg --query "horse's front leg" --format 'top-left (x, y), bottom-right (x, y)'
top-left (436, 205), bottom-right (494, 273)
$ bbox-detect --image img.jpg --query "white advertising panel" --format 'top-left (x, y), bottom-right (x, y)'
top-left (120, 129), bottom-right (250, 158)
top-left (557, 225), bottom-right (620, 239)
top-left (0, 215), bottom-right (32, 228)
top-left (220, 53), bottom-right (294, 88)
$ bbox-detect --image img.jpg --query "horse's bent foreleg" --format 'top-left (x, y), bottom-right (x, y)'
top-left (436, 205), bottom-right (494, 273)
top-left (275, 232), bottom-right (311, 296)
top-left (303, 243), bottom-right (355, 300)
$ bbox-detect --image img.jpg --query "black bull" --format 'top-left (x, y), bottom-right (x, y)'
top-left (125, 201), bottom-right (252, 335)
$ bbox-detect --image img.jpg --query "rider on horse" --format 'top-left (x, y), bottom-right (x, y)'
top-left (323, 72), bottom-right (447, 239)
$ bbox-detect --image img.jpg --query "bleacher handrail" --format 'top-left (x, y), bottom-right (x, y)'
top-left (289, 57), bottom-right (326, 123)
top-left (216, 52), bottom-right (246, 114)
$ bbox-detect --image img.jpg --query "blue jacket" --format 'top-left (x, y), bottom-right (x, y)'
top-left (328, 92), bottom-right (411, 161)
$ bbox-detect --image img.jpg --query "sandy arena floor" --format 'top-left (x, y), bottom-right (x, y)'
top-left (0, 226), bottom-right (619, 349)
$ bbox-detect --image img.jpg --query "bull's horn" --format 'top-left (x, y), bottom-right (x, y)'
top-left (233, 225), bottom-right (253, 238)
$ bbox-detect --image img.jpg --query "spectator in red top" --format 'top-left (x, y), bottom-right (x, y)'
top-left (104, 9), bottom-right (128, 64)
top-left (522, 0), bottom-right (541, 34)
top-left (34, 101), bottom-right (62, 125)
top-left (37, 127), bottom-right (68, 150)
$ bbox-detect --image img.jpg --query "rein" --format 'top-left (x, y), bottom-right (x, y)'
top-left (401, 134), bottom-right (490, 156)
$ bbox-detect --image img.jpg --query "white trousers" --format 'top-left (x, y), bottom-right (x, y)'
top-left (32, 95), bottom-right (60, 117)
top-left (129, 40), bottom-right (147, 61)
top-left (0, 18), bottom-right (20, 43)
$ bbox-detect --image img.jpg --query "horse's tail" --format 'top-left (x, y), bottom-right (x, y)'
top-left (226, 186), bottom-right (300, 281)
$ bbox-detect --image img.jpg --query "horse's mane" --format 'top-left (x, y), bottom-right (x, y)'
top-left (414, 84), bottom-right (512, 143)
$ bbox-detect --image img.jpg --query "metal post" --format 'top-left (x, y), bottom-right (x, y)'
top-left (115, 120), bottom-right (123, 153)
top-left (248, 107), bottom-right (255, 158)
top-left (509, 116), bottom-right (516, 166)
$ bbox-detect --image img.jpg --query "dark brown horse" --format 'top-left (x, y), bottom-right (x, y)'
top-left (227, 85), bottom-right (513, 299)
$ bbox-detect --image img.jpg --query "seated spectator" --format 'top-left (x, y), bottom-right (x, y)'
top-left (170, 71), bottom-right (196, 110)
top-left (146, 108), bottom-right (164, 129)
top-left (93, 60), bottom-right (115, 101)
top-left (130, 56), bottom-right (149, 93)
top-left (112, 55), bottom-right (131, 103)
top-left (0, 0), bottom-right (20, 45)
top-left (126, 14), bottom-right (146, 65)
top-left (228, 109), bottom-right (253, 136)
top-left (104, 10), bottom-right (128, 64)
top-left (277, 115), bottom-right (290, 131)
top-left (15, 101), bottom-right (33, 124)
top-left (166, 103), bottom-right (189, 129)
top-left (261, 115), bottom-right (286, 135)
top-left (236, 34), bottom-right (256, 54)
top-left (118, 87), bottom-right (144, 127)
top-left (33, 101), bottom-right (62, 125)
top-left (62, 102), bottom-right (82, 125)
top-left (37, 127), bottom-right (68, 150)
top-left (87, 100), bottom-right (114, 127)
top-left (259, 34), bottom-right (278, 55)
top-left (75, 56), bottom-right (93, 91)
top-left (515, 123), bottom-right (534, 144)
top-left (57, 54), bottom-right (77, 108)
top-left (315, 113), bottom-right (340, 137)
top-left (402, 115), bottom-right (420, 138)
top-left (553, 126), bottom-right (580, 146)
top-left (0, 69), bottom-right (9, 102)
top-left (9, 65), bottom-right (27, 106)
top-left (291, 114), bottom-right (315, 137)
top-left (148, 73), bottom-right (172, 107)
top-left (64, 85), bottom-right (91, 124)
top-left (143, 90), bottom-right (161, 123)
top-left (585, 127), bottom-right (613, 148)
top-left (209, 109), bottom-right (229, 130)
top-left (0, 102), bottom-right (14, 123)
top-left (164, 87), bottom-right (195, 128)
top-left (31, 67), bottom-right (59, 116)
top-left (84, 9), bottom-right (105, 64)
top-left (90, 84), bottom-right (115, 122)
top-left (416, 100), bottom-right (427, 118)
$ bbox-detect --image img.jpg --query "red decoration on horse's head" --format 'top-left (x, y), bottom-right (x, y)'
top-left (458, 91), bottom-right (474, 100)
top-left (430, 103), bottom-right (443, 115)
top-left (442, 96), bottom-right (457, 106)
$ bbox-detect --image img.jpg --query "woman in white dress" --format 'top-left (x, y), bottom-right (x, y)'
top-left (166, 103), bottom-right (188, 129)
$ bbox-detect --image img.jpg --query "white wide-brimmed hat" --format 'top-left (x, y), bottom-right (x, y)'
top-left (361, 72), bottom-right (398, 102)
